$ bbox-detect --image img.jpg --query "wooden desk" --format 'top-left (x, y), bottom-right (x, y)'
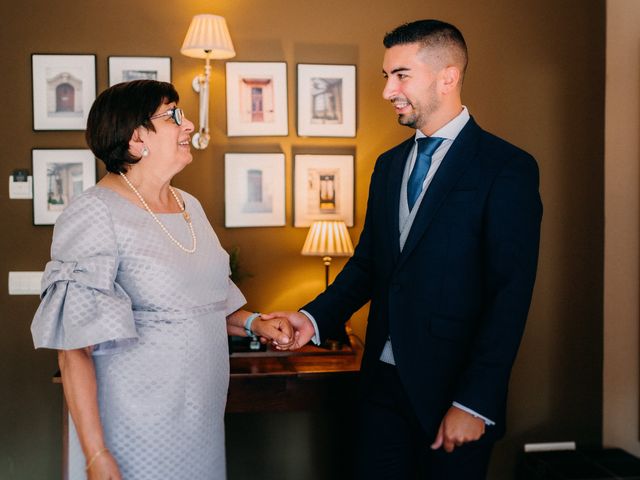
top-left (227, 339), bottom-right (362, 412)
top-left (53, 340), bottom-right (363, 409)
top-left (54, 339), bottom-right (362, 479)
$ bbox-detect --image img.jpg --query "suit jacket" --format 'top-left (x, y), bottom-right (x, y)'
top-left (303, 117), bottom-right (542, 438)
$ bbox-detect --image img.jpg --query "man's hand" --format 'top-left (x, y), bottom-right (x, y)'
top-left (250, 315), bottom-right (294, 349)
top-left (430, 406), bottom-right (486, 453)
top-left (260, 311), bottom-right (315, 350)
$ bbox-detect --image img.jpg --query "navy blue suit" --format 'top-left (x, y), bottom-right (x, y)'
top-left (304, 117), bottom-right (542, 445)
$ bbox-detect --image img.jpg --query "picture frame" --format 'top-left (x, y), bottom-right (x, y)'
top-left (225, 153), bottom-right (286, 227)
top-left (32, 149), bottom-right (96, 225)
top-left (108, 56), bottom-right (172, 86)
top-left (31, 54), bottom-right (96, 131)
top-left (297, 64), bottom-right (356, 137)
top-left (293, 154), bottom-right (354, 227)
top-left (225, 62), bottom-right (288, 136)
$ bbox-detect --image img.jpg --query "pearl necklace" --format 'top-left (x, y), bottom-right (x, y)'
top-left (119, 172), bottom-right (197, 254)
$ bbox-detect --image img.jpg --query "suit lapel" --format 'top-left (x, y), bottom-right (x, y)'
top-left (386, 137), bottom-right (414, 265)
top-left (395, 119), bottom-right (482, 272)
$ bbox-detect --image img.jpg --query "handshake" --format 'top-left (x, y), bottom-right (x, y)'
top-left (249, 311), bottom-right (317, 350)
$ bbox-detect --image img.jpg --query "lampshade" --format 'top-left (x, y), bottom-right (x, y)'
top-left (180, 14), bottom-right (236, 59)
top-left (301, 220), bottom-right (354, 257)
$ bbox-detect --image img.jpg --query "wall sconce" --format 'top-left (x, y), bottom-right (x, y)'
top-left (181, 14), bottom-right (236, 149)
top-left (301, 220), bottom-right (354, 288)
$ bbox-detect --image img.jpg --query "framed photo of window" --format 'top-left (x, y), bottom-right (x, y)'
top-left (31, 54), bottom-right (97, 131)
top-left (108, 56), bottom-right (172, 86)
top-left (225, 62), bottom-right (288, 136)
top-left (297, 64), bottom-right (356, 137)
top-left (225, 153), bottom-right (286, 227)
top-left (293, 154), bottom-right (354, 227)
top-left (32, 149), bottom-right (96, 225)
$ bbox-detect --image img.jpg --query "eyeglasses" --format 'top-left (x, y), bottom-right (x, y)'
top-left (150, 107), bottom-right (184, 126)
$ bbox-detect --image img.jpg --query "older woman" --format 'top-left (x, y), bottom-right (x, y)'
top-left (31, 80), bottom-right (292, 479)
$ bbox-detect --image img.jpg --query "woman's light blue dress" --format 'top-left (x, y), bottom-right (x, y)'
top-left (31, 186), bottom-right (245, 480)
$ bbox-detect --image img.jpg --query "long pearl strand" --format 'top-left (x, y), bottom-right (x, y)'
top-left (119, 172), bottom-right (197, 254)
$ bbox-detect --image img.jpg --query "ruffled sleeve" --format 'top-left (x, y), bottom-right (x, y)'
top-left (31, 192), bottom-right (138, 354)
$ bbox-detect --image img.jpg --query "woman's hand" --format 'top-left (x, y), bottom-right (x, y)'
top-left (260, 311), bottom-right (316, 350)
top-left (250, 315), bottom-right (295, 349)
top-left (86, 449), bottom-right (122, 480)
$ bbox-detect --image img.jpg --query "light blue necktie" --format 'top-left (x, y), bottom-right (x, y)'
top-left (407, 136), bottom-right (445, 210)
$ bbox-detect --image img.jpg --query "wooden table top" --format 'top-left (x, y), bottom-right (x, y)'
top-left (229, 340), bottom-right (363, 378)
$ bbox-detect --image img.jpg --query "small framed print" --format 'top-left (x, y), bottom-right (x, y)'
top-left (225, 153), bottom-right (286, 227)
top-left (225, 62), bottom-right (288, 136)
top-left (108, 56), bottom-right (172, 86)
top-left (297, 64), bottom-right (356, 137)
top-left (31, 54), bottom-right (96, 131)
top-left (294, 154), bottom-right (354, 227)
top-left (32, 149), bottom-right (96, 225)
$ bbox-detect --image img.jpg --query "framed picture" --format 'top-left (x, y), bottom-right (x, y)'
top-left (294, 154), bottom-right (354, 227)
top-left (225, 62), bottom-right (288, 136)
top-left (32, 149), bottom-right (96, 225)
top-left (297, 64), bottom-right (356, 137)
top-left (31, 54), bottom-right (96, 131)
top-left (108, 56), bottom-right (172, 86)
top-left (225, 153), bottom-right (286, 227)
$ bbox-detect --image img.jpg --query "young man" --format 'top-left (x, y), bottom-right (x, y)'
top-left (267, 19), bottom-right (542, 479)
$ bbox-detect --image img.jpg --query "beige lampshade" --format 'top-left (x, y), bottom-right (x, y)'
top-left (301, 220), bottom-right (354, 257)
top-left (180, 14), bottom-right (236, 59)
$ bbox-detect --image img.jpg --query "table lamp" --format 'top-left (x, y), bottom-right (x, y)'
top-left (301, 220), bottom-right (354, 287)
top-left (301, 220), bottom-right (354, 349)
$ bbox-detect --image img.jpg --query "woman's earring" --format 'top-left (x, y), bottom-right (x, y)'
top-left (141, 145), bottom-right (150, 157)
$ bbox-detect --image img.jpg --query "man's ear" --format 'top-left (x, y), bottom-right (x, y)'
top-left (439, 66), bottom-right (461, 94)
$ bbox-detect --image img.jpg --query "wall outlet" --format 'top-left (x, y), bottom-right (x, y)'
top-left (9, 175), bottom-right (33, 199)
top-left (8, 271), bottom-right (43, 295)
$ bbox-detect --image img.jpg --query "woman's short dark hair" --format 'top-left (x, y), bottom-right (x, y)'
top-left (85, 80), bottom-right (179, 173)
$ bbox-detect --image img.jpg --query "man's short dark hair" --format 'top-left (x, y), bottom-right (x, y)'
top-left (85, 80), bottom-right (179, 173)
top-left (383, 19), bottom-right (468, 75)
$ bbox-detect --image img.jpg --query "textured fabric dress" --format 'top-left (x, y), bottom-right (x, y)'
top-left (31, 186), bottom-right (246, 480)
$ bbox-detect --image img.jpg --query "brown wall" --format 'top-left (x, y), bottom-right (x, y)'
top-left (603, 0), bottom-right (640, 456)
top-left (0, 0), bottom-right (605, 478)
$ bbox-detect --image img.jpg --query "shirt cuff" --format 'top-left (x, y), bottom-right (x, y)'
top-left (452, 402), bottom-right (495, 426)
top-left (299, 309), bottom-right (321, 345)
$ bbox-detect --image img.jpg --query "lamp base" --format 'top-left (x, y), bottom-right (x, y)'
top-left (320, 336), bottom-right (352, 351)
top-left (320, 322), bottom-right (353, 351)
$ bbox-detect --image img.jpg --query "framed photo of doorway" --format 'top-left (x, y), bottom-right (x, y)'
top-left (293, 154), bottom-right (354, 227)
top-left (224, 153), bottom-right (286, 227)
top-left (32, 149), bottom-right (96, 225)
top-left (297, 64), bottom-right (356, 137)
top-left (225, 62), bottom-right (288, 136)
top-left (31, 54), bottom-right (97, 131)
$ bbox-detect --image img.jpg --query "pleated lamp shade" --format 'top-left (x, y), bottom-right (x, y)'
top-left (180, 14), bottom-right (236, 59)
top-left (301, 220), bottom-right (354, 257)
